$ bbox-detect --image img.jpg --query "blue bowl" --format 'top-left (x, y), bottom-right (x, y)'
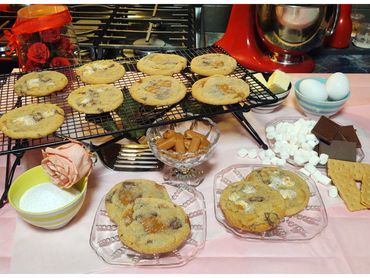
top-left (294, 77), bottom-right (350, 119)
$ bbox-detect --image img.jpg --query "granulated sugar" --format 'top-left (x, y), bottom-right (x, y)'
top-left (19, 182), bottom-right (80, 213)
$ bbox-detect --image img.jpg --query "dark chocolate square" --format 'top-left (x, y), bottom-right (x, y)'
top-left (337, 125), bottom-right (362, 148)
top-left (318, 140), bottom-right (357, 162)
top-left (311, 116), bottom-right (341, 144)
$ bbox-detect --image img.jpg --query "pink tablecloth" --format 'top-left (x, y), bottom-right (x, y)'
top-left (1, 73), bottom-right (370, 274)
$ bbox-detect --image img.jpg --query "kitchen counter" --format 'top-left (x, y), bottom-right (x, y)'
top-left (206, 32), bottom-right (370, 73)
top-left (1, 73), bottom-right (370, 274)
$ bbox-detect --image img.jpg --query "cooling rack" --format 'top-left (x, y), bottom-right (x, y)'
top-left (0, 45), bottom-right (278, 207)
top-left (0, 45), bottom-right (277, 155)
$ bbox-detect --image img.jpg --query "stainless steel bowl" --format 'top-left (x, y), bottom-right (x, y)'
top-left (256, 4), bottom-right (340, 64)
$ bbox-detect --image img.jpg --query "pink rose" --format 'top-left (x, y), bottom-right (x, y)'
top-left (41, 140), bottom-right (93, 188)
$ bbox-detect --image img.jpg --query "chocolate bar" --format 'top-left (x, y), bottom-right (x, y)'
top-left (319, 140), bottom-right (357, 162)
top-left (311, 116), bottom-right (341, 144)
top-left (337, 125), bottom-right (362, 148)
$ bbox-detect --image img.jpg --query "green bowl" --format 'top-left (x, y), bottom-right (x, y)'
top-left (8, 165), bottom-right (87, 230)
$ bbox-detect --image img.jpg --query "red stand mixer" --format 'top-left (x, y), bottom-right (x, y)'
top-left (215, 4), bottom-right (340, 73)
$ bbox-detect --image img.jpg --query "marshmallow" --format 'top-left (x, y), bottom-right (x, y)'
top-left (319, 153), bottom-right (329, 164)
top-left (266, 125), bottom-right (275, 133)
top-left (304, 163), bottom-right (317, 174)
top-left (319, 175), bottom-right (332, 186)
top-left (248, 149), bottom-right (258, 158)
top-left (328, 185), bottom-right (338, 198)
top-left (270, 157), bottom-right (279, 165)
top-left (294, 156), bottom-right (306, 166)
top-left (266, 132), bottom-right (276, 140)
top-left (265, 149), bottom-right (276, 158)
top-left (280, 150), bottom-right (290, 160)
top-left (311, 170), bottom-right (322, 181)
top-left (258, 150), bottom-right (266, 159)
top-left (309, 155), bottom-right (321, 166)
top-left (237, 148), bottom-right (249, 158)
top-left (262, 157), bottom-right (271, 165)
top-left (276, 158), bottom-right (286, 166)
top-left (299, 168), bottom-right (311, 176)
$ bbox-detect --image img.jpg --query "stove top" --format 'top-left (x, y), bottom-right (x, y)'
top-left (0, 4), bottom-right (201, 67)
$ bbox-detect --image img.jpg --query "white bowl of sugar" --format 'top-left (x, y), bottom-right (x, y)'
top-left (8, 165), bottom-right (87, 230)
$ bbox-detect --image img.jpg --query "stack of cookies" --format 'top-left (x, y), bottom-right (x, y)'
top-left (105, 179), bottom-right (191, 254)
top-left (220, 166), bottom-right (310, 233)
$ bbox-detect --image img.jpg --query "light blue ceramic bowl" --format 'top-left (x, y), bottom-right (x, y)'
top-left (295, 77), bottom-right (350, 119)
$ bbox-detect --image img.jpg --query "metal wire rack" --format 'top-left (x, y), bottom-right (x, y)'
top-left (0, 45), bottom-right (279, 208)
top-left (0, 45), bottom-right (277, 156)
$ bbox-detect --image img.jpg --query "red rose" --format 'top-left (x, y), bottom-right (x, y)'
top-left (40, 28), bottom-right (61, 43)
top-left (27, 42), bottom-right (50, 64)
top-left (55, 37), bottom-right (74, 55)
top-left (49, 57), bottom-right (70, 68)
top-left (24, 60), bottom-right (43, 71)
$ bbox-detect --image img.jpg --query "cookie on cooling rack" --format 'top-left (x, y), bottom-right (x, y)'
top-left (191, 75), bottom-right (249, 105)
top-left (105, 179), bottom-right (172, 224)
top-left (220, 180), bottom-right (286, 233)
top-left (137, 53), bottom-right (187, 76)
top-left (14, 71), bottom-right (68, 97)
top-left (129, 75), bottom-right (187, 106)
top-left (76, 60), bottom-right (125, 84)
top-left (117, 197), bottom-right (191, 254)
top-left (0, 103), bottom-right (65, 139)
top-left (244, 167), bottom-right (311, 216)
top-left (67, 84), bottom-right (123, 114)
top-left (190, 53), bottom-right (237, 76)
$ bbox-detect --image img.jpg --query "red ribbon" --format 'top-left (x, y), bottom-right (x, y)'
top-left (4, 4), bottom-right (72, 56)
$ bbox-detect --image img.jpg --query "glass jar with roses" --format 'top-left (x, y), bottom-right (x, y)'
top-left (4, 4), bottom-right (81, 72)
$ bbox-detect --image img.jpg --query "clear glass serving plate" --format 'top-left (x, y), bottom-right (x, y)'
top-left (265, 117), bottom-right (365, 168)
top-left (90, 181), bottom-right (206, 266)
top-left (213, 164), bottom-right (328, 241)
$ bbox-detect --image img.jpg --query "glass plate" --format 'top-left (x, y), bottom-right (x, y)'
top-left (265, 117), bottom-right (365, 168)
top-left (90, 181), bottom-right (207, 266)
top-left (213, 164), bottom-right (328, 241)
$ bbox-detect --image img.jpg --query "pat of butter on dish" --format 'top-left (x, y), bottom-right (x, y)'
top-left (267, 69), bottom-right (291, 94)
top-left (253, 73), bottom-right (269, 88)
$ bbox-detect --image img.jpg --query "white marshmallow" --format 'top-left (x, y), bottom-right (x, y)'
top-left (299, 168), bottom-right (311, 176)
top-left (311, 170), bottom-right (322, 181)
top-left (319, 175), bottom-right (332, 186)
top-left (309, 155), bottom-right (321, 166)
top-left (306, 134), bottom-right (317, 142)
top-left (319, 153), bottom-right (329, 164)
top-left (258, 150), bottom-right (266, 159)
top-left (265, 149), bottom-right (276, 158)
top-left (328, 185), bottom-right (338, 198)
top-left (277, 158), bottom-right (286, 166)
top-left (237, 148), bottom-right (249, 158)
top-left (262, 157), bottom-right (271, 165)
top-left (265, 125), bottom-right (275, 133)
top-left (280, 150), bottom-right (290, 160)
top-left (289, 145), bottom-right (298, 156)
top-left (248, 149), bottom-right (258, 158)
top-left (294, 156), bottom-right (306, 166)
top-left (297, 133), bottom-right (307, 143)
top-left (270, 156), bottom-right (279, 165)
top-left (304, 163), bottom-right (317, 174)
top-left (266, 131), bottom-right (276, 140)
top-left (275, 134), bottom-right (283, 141)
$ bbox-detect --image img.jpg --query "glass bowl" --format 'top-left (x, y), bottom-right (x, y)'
top-left (146, 115), bottom-right (220, 186)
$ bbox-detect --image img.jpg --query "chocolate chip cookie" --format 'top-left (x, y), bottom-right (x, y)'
top-left (191, 75), bottom-right (250, 105)
top-left (137, 53), bottom-right (187, 76)
top-left (220, 180), bottom-right (286, 233)
top-left (67, 84), bottom-right (124, 114)
top-left (244, 167), bottom-right (310, 216)
top-left (14, 71), bottom-right (68, 97)
top-left (0, 103), bottom-right (65, 139)
top-left (117, 197), bottom-right (191, 254)
top-left (190, 53), bottom-right (237, 76)
top-left (105, 179), bottom-right (171, 224)
top-left (76, 60), bottom-right (125, 84)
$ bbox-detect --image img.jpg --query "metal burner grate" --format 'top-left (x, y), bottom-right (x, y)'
top-left (0, 45), bottom-right (277, 156)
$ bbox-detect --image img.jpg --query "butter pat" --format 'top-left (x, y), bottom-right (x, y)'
top-left (253, 72), bottom-right (269, 88)
top-left (267, 70), bottom-right (291, 94)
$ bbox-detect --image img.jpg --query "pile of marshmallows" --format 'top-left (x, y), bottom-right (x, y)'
top-left (237, 118), bottom-right (338, 197)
